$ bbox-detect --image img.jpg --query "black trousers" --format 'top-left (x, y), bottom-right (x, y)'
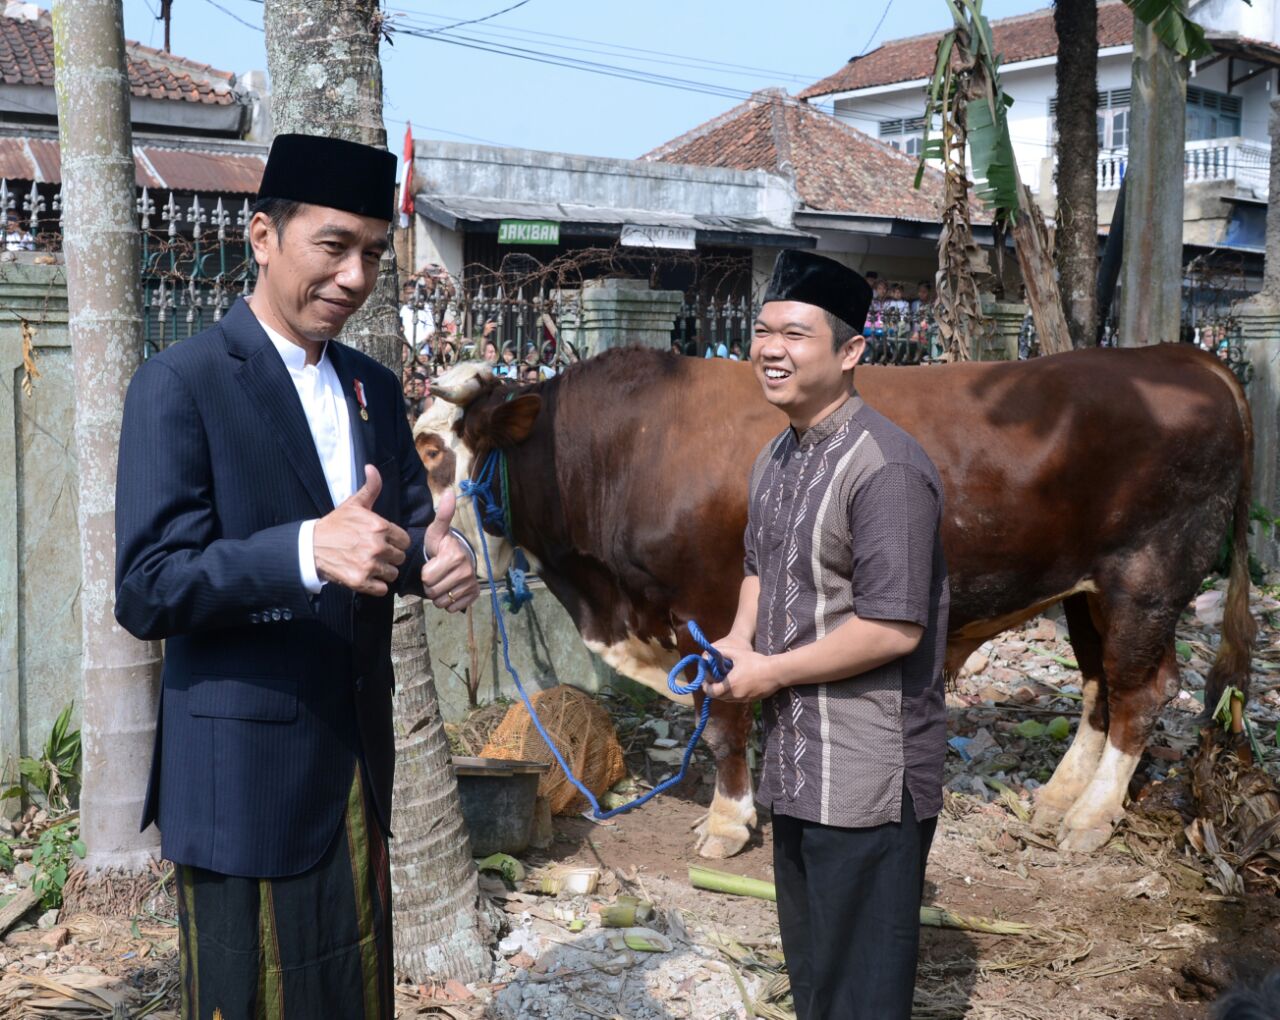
top-left (773, 786), bottom-right (937, 1020)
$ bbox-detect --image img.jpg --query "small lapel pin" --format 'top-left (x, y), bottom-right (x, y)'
top-left (354, 378), bottom-right (369, 421)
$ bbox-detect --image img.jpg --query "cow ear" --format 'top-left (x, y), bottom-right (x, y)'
top-left (488, 393), bottom-right (542, 446)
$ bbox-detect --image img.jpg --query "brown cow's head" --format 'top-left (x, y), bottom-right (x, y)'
top-left (432, 362), bottom-right (543, 529)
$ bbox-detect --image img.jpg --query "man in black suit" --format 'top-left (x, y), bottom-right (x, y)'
top-left (114, 134), bottom-right (479, 1019)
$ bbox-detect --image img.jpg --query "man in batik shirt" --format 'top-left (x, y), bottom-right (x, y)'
top-left (704, 249), bottom-right (950, 1020)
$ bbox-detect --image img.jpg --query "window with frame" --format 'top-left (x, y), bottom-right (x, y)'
top-left (1186, 86), bottom-right (1242, 141)
top-left (878, 116), bottom-right (925, 157)
top-left (1049, 88), bottom-right (1130, 150)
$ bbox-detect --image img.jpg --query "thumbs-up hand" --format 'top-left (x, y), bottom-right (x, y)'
top-left (421, 487), bottom-right (480, 613)
top-left (349, 463), bottom-right (382, 509)
top-left (314, 464), bottom-right (411, 595)
top-left (424, 487), bottom-right (456, 557)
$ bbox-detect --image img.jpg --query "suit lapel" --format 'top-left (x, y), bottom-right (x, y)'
top-left (327, 341), bottom-right (377, 474)
top-left (223, 299), bottom-right (335, 516)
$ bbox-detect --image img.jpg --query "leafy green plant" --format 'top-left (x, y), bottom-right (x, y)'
top-left (0, 840), bottom-right (14, 872)
top-left (28, 819), bottom-right (86, 910)
top-left (1212, 685), bottom-right (1267, 764)
top-left (1122, 0), bottom-right (1216, 59)
top-left (1, 703), bottom-right (81, 812)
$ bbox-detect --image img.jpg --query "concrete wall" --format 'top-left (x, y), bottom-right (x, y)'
top-left (0, 260), bottom-right (81, 789)
top-left (414, 217), bottom-right (465, 279)
top-left (1241, 300), bottom-right (1280, 568)
top-left (424, 581), bottom-right (629, 723)
top-left (412, 140), bottom-right (794, 225)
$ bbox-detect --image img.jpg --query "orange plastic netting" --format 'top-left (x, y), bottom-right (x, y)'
top-left (480, 686), bottom-right (626, 815)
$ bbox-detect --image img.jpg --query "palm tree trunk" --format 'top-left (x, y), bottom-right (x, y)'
top-left (389, 599), bottom-right (493, 978)
top-left (1053, 0), bottom-right (1099, 348)
top-left (262, 0), bottom-right (400, 370)
top-left (264, 0), bottom-right (489, 982)
top-left (52, 0), bottom-right (161, 881)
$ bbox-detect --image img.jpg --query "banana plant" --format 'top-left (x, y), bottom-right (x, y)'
top-left (1124, 0), bottom-right (1220, 60)
top-left (916, 0), bottom-right (1217, 358)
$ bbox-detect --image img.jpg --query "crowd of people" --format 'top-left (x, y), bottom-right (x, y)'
top-left (4, 211), bottom-right (35, 251)
top-left (677, 275), bottom-right (941, 365)
top-left (399, 269), bottom-right (570, 423)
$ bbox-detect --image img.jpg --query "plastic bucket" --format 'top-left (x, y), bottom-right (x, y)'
top-left (452, 756), bottom-right (551, 857)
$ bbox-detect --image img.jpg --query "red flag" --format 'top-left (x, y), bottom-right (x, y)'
top-left (399, 123), bottom-right (414, 229)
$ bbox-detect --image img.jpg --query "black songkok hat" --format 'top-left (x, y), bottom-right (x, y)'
top-left (763, 249), bottom-right (873, 333)
top-left (257, 133), bottom-right (397, 222)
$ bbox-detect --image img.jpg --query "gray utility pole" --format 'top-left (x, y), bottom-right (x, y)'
top-left (263, 0), bottom-right (491, 983)
top-left (51, 0), bottom-right (161, 875)
top-left (1119, 10), bottom-right (1188, 347)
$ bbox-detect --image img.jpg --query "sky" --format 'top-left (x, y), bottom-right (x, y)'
top-left (38, 0), bottom-right (1050, 159)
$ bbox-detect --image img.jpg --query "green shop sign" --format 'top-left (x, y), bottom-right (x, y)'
top-left (498, 219), bottom-right (560, 245)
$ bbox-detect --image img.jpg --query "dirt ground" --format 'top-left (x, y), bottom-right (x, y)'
top-left (2, 583), bottom-right (1279, 1019)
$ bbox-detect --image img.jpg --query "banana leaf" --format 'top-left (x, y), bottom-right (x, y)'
top-left (1123, 0), bottom-right (1217, 60)
top-left (965, 87), bottom-right (1020, 217)
top-left (914, 31), bottom-right (955, 190)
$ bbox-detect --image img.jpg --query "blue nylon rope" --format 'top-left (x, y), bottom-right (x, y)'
top-left (459, 450), bottom-right (729, 819)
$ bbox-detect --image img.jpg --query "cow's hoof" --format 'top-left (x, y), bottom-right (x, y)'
top-left (1030, 802), bottom-right (1067, 833)
top-left (694, 825), bottom-right (750, 859)
top-left (693, 802), bottom-right (755, 859)
top-left (1056, 821), bottom-right (1115, 853)
top-left (1030, 787), bottom-right (1075, 832)
top-left (694, 788), bottom-right (757, 858)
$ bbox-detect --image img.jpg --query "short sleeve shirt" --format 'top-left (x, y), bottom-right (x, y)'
top-left (744, 394), bottom-right (949, 827)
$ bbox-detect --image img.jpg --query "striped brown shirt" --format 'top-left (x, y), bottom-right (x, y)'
top-left (745, 394), bottom-right (949, 827)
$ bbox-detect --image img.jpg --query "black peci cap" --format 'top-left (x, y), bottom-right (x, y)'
top-left (257, 133), bottom-right (397, 222)
top-left (762, 250), bottom-right (873, 333)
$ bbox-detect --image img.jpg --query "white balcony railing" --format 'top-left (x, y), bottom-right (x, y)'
top-left (1095, 136), bottom-right (1270, 193)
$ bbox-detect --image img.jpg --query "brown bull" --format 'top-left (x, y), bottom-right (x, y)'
top-left (434, 343), bottom-right (1254, 856)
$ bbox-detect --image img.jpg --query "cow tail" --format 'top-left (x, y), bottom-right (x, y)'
top-left (1204, 372), bottom-right (1256, 717)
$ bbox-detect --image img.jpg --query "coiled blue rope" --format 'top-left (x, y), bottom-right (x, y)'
top-left (459, 449), bottom-right (729, 819)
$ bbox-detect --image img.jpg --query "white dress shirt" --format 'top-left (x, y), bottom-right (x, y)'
top-left (261, 320), bottom-right (356, 594)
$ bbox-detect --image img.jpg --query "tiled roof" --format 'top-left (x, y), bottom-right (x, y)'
top-left (0, 6), bottom-right (238, 105)
top-left (799, 2), bottom-right (1133, 99)
top-left (0, 132), bottom-right (265, 194)
top-left (642, 89), bottom-right (950, 222)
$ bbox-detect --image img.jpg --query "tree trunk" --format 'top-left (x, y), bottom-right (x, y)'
top-left (1008, 185), bottom-right (1074, 355)
top-left (263, 0), bottom-right (490, 983)
top-left (1052, 0), bottom-right (1099, 348)
top-left (1120, 10), bottom-right (1188, 346)
top-left (262, 0), bottom-right (400, 370)
top-left (51, 0), bottom-right (161, 878)
top-left (388, 599), bottom-right (493, 979)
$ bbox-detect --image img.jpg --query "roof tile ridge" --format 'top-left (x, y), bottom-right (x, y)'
top-left (802, 1), bottom-right (1131, 98)
top-left (768, 92), bottom-right (794, 180)
top-left (639, 94), bottom-right (764, 161)
top-left (124, 37), bottom-right (237, 86)
top-left (845, 3), bottom-right (1060, 56)
top-left (814, 106), bottom-right (950, 185)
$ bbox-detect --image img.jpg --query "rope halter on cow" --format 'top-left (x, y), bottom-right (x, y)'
top-left (459, 447), bottom-right (730, 819)
top-left (459, 448), bottom-right (531, 612)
